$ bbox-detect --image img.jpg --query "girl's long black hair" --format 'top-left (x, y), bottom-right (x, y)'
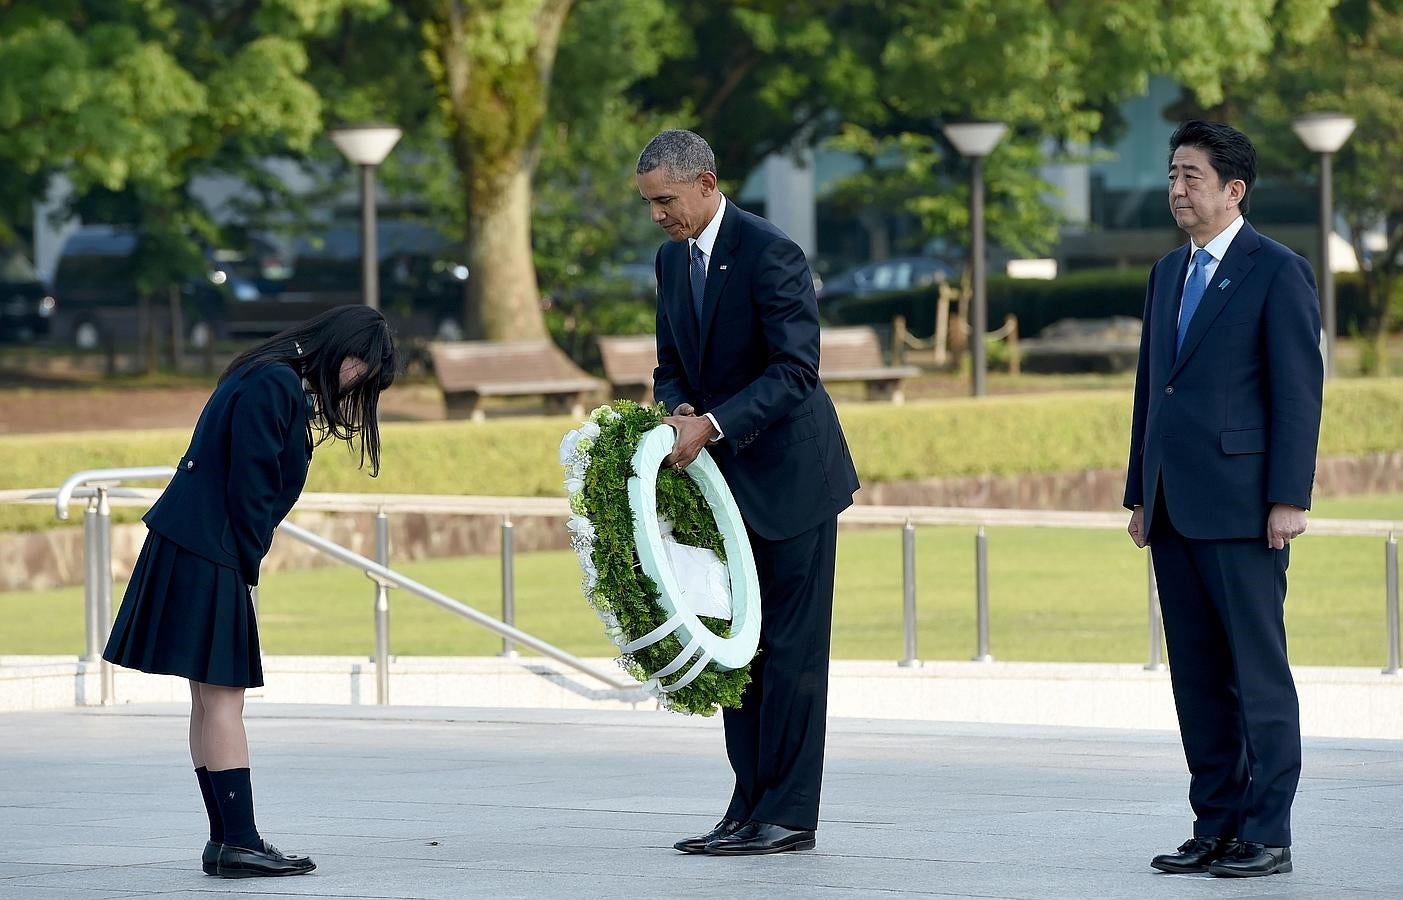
top-left (221, 305), bottom-right (399, 476)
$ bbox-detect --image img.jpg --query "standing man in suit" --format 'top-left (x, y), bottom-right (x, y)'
top-left (636, 129), bottom-right (860, 856)
top-left (1124, 120), bottom-right (1323, 878)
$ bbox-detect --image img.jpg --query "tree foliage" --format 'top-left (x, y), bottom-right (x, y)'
top-left (1217, 0), bottom-right (1403, 372)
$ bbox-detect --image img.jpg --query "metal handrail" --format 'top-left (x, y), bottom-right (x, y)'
top-left (12, 486), bottom-right (1400, 537)
top-left (4, 465), bottom-right (1400, 707)
top-left (22, 467), bottom-right (643, 705)
top-left (53, 467), bottom-right (176, 520)
top-left (274, 520), bottom-right (638, 693)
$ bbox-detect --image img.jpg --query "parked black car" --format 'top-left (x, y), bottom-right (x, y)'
top-left (0, 247), bottom-right (56, 343)
top-left (815, 256), bottom-right (956, 305)
top-left (815, 255), bottom-right (958, 336)
top-left (256, 222), bottom-right (468, 342)
top-left (50, 226), bottom-right (253, 351)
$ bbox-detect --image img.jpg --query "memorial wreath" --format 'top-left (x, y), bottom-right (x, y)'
top-left (560, 401), bottom-right (760, 716)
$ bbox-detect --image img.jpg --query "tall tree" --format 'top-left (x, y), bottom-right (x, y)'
top-left (305, 0), bottom-right (674, 340)
top-left (633, 0), bottom-right (1330, 261)
top-left (0, 1), bottom-right (348, 363)
top-left (1220, 0), bottom-right (1403, 373)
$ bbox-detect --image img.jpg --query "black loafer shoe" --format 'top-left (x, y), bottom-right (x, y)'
top-left (1151, 836), bottom-right (1238, 874)
top-left (216, 840), bottom-right (316, 879)
top-left (674, 818), bottom-right (744, 854)
top-left (1208, 842), bottom-right (1291, 877)
top-left (705, 821), bottom-right (816, 855)
top-left (201, 841), bottom-right (220, 875)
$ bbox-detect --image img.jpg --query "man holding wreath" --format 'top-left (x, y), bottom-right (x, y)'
top-left (636, 129), bottom-right (860, 856)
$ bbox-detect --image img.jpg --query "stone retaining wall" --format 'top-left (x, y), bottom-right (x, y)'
top-left (4, 452), bottom-right (1400, 592)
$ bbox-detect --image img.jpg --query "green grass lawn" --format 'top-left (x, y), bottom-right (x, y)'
top-left (4, 494), bottom-right (1398, 667)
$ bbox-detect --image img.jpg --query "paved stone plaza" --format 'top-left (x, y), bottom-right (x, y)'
top-left (2, 704), bottom-right (1400, 899)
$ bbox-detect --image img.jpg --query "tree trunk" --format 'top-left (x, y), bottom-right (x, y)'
top-left (466, 166), bottom-right (545, 339)
top-left (139, 292), bottom-right (157, 375)
top-left (1368, 271), bottom-right (1396, 377)
top-left (429, 0), bottom-right (573, 342)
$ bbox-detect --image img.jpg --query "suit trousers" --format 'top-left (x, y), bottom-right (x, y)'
top-left (1149, 494), bottom-right (1300, 847)
top-left (723, 517), bottom-right (838, 831)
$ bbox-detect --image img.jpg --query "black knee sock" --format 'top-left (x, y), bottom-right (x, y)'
top-left (207, 767), bottom-right (261, 851)
top-left (194, 767), bottom-right (224, 843)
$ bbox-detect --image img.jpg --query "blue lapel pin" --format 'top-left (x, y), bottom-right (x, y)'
top-left (1217, 278), bottom-right (1231, 290)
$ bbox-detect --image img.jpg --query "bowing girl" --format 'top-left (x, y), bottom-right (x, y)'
top-left (104, 304), bottom-right (398, 878)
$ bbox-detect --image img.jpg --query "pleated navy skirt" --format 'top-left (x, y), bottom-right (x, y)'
top-left (103, 533), bottom-right (264, 688)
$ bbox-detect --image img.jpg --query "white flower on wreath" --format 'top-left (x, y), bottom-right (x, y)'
top-left (558, 429), bottom-right (584, 464)
top-left (579, 421), bottom-right (601, 440)
top-left (564, 475), bottom-right (585, 495)
top-left (567, 515), bottom-right (596, 542)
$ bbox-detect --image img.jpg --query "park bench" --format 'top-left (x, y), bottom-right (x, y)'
top-left (819, 325), bottom-right (919, 403)
top-left (594, 325), bottom-right (918, 405)
top-left (597, 334), bottom-right (659, 403)
top-left (428, 339), bottom-right (605, 421)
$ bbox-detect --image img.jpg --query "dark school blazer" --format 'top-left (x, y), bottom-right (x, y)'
top-left (144, 362), bottom-right (312, 586)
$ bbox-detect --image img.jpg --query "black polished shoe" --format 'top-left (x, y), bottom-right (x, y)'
top-left (674, 818), bottom-right (744, 854)
top-left (1150, 836), bottom-right (1239, 874)
top-left (1208, 842), bottom-right (1291, 877)
top-left (705, 821), bottom-right (816, 855)
top-left (201, 841), bottom-right (220, 875)
top-left (216, 840), bottom-right (316, 879)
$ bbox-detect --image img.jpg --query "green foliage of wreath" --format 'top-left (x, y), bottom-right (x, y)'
top-left (577, 401), bottom-right (752, 715)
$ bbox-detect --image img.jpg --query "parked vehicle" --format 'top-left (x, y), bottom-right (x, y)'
top-left (815, 256), bottom-right (956, 305)
top-left (0, 247), bottom-right (56, 343)
top-left (259, 222), bottom-right (469, 342)
top-left (50, 226), bottom-right (250, 351)
top-left (815, 255), bottom-right (957, 336)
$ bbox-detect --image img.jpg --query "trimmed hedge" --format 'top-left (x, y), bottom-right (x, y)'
top-left (823, 267), bottom-right (1403, 338)
top-left (3, 378), bottom-right (1400, 534)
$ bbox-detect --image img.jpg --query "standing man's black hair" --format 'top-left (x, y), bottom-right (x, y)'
top-left (1169, 120), bottom-right (1258, 214)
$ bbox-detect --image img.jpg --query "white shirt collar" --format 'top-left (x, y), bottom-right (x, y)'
top-left (1191, 214), bottom-right (1245, 262)
top-left (689, 194), bottom-right (727, 262)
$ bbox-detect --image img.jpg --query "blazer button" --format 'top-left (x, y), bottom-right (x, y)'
top-left (1163, 386), bottom-right (1174, 396)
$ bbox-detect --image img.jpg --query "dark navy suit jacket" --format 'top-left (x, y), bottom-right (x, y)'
top-left (653, 202), bottom-right (859, 541)
top-left (1123, 220), bottom-right (1323, 539)
top-left (145, 362), bottom-right (312, 586)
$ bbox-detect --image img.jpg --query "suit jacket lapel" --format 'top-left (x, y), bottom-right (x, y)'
top-left (665, 239), bottom-right (702, 379)
top-left (1155, 245), bottom-right (1189, 370)
top-left (697, 204), bottom-right (740, 364)
top-left (1170, 223), bottom-right (1260, 376)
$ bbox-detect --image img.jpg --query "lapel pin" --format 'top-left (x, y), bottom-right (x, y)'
top-left (718, 264), bottom-right (728, 271)
top-left (1217, 278), bottom-right (1231, 289)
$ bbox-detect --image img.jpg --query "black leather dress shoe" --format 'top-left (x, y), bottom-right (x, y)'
top-left (201, 841), bottom-right (220, 875)
top-left (674, 818), bottom-right (743, 854)
top-left (216, 840), bottom-right (316, 878)
top-left (1151, 836), bottom-right (1238, 873)
top-left (705, 821), bottom-right (816, 855)
top-left (1208, 842), bottom-right (1291, 877)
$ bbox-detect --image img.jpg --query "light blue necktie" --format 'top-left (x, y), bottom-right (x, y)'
top-left (1175, 248), bottom-right (1212, 356)
top-left (689, 241), bottom-right (707, 322)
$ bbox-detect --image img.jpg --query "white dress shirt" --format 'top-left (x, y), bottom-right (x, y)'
top-left (687, 196), bottom-right (728, 441)
top-left (1179, 214), bottom-right (1245, 327)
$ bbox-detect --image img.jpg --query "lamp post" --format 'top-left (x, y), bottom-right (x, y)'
top-left (943, 121), bottom-right (1007, 397)
top-left (1292, 112), bottom-right (1356, 378)
top-left (329, 124), bottom-right (403, 310)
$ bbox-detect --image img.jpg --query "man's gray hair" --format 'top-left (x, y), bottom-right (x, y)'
top-left (637, 129), bottom-right (717, 182)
